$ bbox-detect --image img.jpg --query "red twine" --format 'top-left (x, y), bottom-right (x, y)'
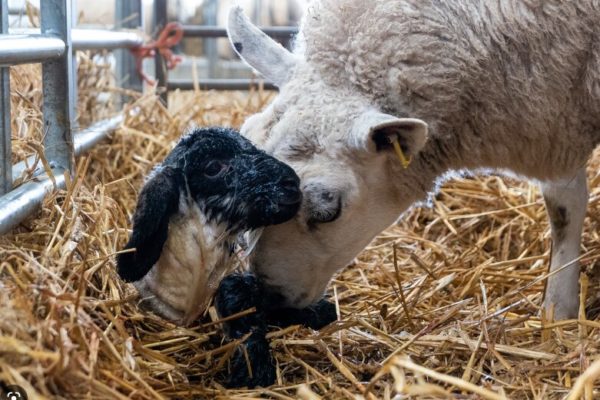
top-left (131, 22), bottom-right (184, 85)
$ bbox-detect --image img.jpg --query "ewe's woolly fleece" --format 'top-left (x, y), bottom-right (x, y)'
top-left (294, 0), bottom-right (600, 187)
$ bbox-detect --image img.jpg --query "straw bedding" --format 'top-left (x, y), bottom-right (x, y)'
top-left (0, 54), bottom-right (599, 400)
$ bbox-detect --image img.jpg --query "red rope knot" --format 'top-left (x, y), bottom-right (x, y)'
top-left (131, 22), bottom-right (184, 85)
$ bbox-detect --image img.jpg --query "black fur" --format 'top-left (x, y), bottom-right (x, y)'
top-left (215, 273), bottom-right (265, 338)
top-left (117, 127), bottom-right (302, 282)
top-left (266, 298), bottom-right (337, 330)
top-left (215, 273), bottom-right (337, 388)
top-left (162, 127), bottom-right (301, 231)
top-left (227, 330), bottom-right (275, 389)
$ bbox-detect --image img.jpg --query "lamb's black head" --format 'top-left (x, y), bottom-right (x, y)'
top-left (165, 127), bottom-right (301, 229)
top-left (117, 127), bottom-right (301, 283)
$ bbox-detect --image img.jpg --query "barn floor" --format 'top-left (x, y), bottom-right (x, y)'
top-left (1, 61), bottom-right (600, 399)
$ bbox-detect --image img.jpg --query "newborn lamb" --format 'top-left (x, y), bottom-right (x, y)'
top-left (117, 127), bottom-right (302, 325)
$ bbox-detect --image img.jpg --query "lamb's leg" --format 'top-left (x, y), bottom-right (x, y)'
top-left (540, 169), bottom-right (588, 320)
top-left (266, 298), bottom-right (337, 330)
top-left (216, 274), bottom-right (337, 330)
top-left (214, 274), bottom-right (275, 388)
top-left (226, 328), bottom-right (275, 389)
top-left (214, 273), bottom-right (264, 337)
top-left (214, 273), bottom-right (336, 388)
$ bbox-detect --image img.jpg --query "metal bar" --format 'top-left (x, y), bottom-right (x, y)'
top-left (72, 29), bottom-right (144, 50)
top-left (116, 0), bottom-right (143, 99)
top-left (73, 115), bottom-right (123, 155)
top-left (7, 6), bottom-right (25, 14)
top-left (41, 0), bottom-right (75, 173)
top-left (9, 29), bottom-right (145, 51)
top-left (253, 0), bottom-right (261, 27)
top-left (71, 0), bottom-right (78, 131)
top-left (0, 34), bottom-right (65, 66)
top-left (168, 78), bottom-right (278, 91)
top-left (0, 0), bottom-right (11, 195)
top-left (3, 115), bottom-right (123, 234)
top-left (0, 170), bottom-right (67, 235)
top-left (153, 0), bottom-right (168, 104)
top-left (182, 25), bottom-right (299, 38)
top-left (203, 0), bottom-right (218, 81)
top-left (11, 115), bottom-right (123, 184)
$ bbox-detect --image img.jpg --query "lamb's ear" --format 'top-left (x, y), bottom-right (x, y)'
top-left (227, 6), bottom-right (297, 87)
top-left (351, 110), bottom-right (428, 158)
top-left (117, 167), bottom-right (182, 282)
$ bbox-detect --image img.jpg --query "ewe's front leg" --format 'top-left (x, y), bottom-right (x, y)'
top-left (540, 169), bottom-right (588, 320)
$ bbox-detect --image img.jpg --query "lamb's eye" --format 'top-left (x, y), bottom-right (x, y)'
top-left (204, 161), bottom-right (228, 178)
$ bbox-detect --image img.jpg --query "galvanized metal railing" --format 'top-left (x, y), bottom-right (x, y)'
top-left (0, 0), bottom-right (10, 195)
top-left (150, 0), bottom-right (298, 97)
top-left (164, 25), bottom-right (298, 94)
top-left (0, 0), bottom-right (145, 234)
top-left (8, 28), bottom-right (143, 52)
top-left (182, 25), bottom-right (299, 38)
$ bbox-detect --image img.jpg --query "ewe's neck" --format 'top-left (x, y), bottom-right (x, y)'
top-left (395, 124), bottom-right (486, 204)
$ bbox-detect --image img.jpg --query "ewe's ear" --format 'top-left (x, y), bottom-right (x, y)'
top-left (117, 167), bottom-right (181, 282)
top-left (227, 6), bottom-right (297, 87)
top-left (351, 110), bottom-right (428, 158)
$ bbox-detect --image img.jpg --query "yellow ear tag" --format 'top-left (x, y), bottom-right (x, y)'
top-left (390, 136), bottom-right (412, 169)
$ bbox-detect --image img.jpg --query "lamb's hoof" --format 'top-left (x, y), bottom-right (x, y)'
top-left (267, 298), bottom-right (337, 330)
top-left (227, 331), bottom-right (276, 389)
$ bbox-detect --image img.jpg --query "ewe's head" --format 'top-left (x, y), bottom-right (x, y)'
top-left (116, 127), bottom-right (301, 323)
top-left (228, 8), bottom-right (431, 307)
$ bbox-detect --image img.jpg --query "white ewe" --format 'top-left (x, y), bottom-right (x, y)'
top-left (226, 0), bottom-right (600, 320)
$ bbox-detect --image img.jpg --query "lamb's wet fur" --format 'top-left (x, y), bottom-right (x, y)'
top-left (117, 127), bottom-right (302, 283)
top-left (214, 273), bottom-right (337, 388)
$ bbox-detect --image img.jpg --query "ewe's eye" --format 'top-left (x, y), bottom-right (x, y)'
top-left (307, 191), bottom-right (342, 226)
top-left (204, 160), bottom-right (228, 178)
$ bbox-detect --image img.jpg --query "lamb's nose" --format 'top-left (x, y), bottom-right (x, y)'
top-left (281, 175), bottom-right (299, 191)
top-left (279, 177), bottom-right (302, 206)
